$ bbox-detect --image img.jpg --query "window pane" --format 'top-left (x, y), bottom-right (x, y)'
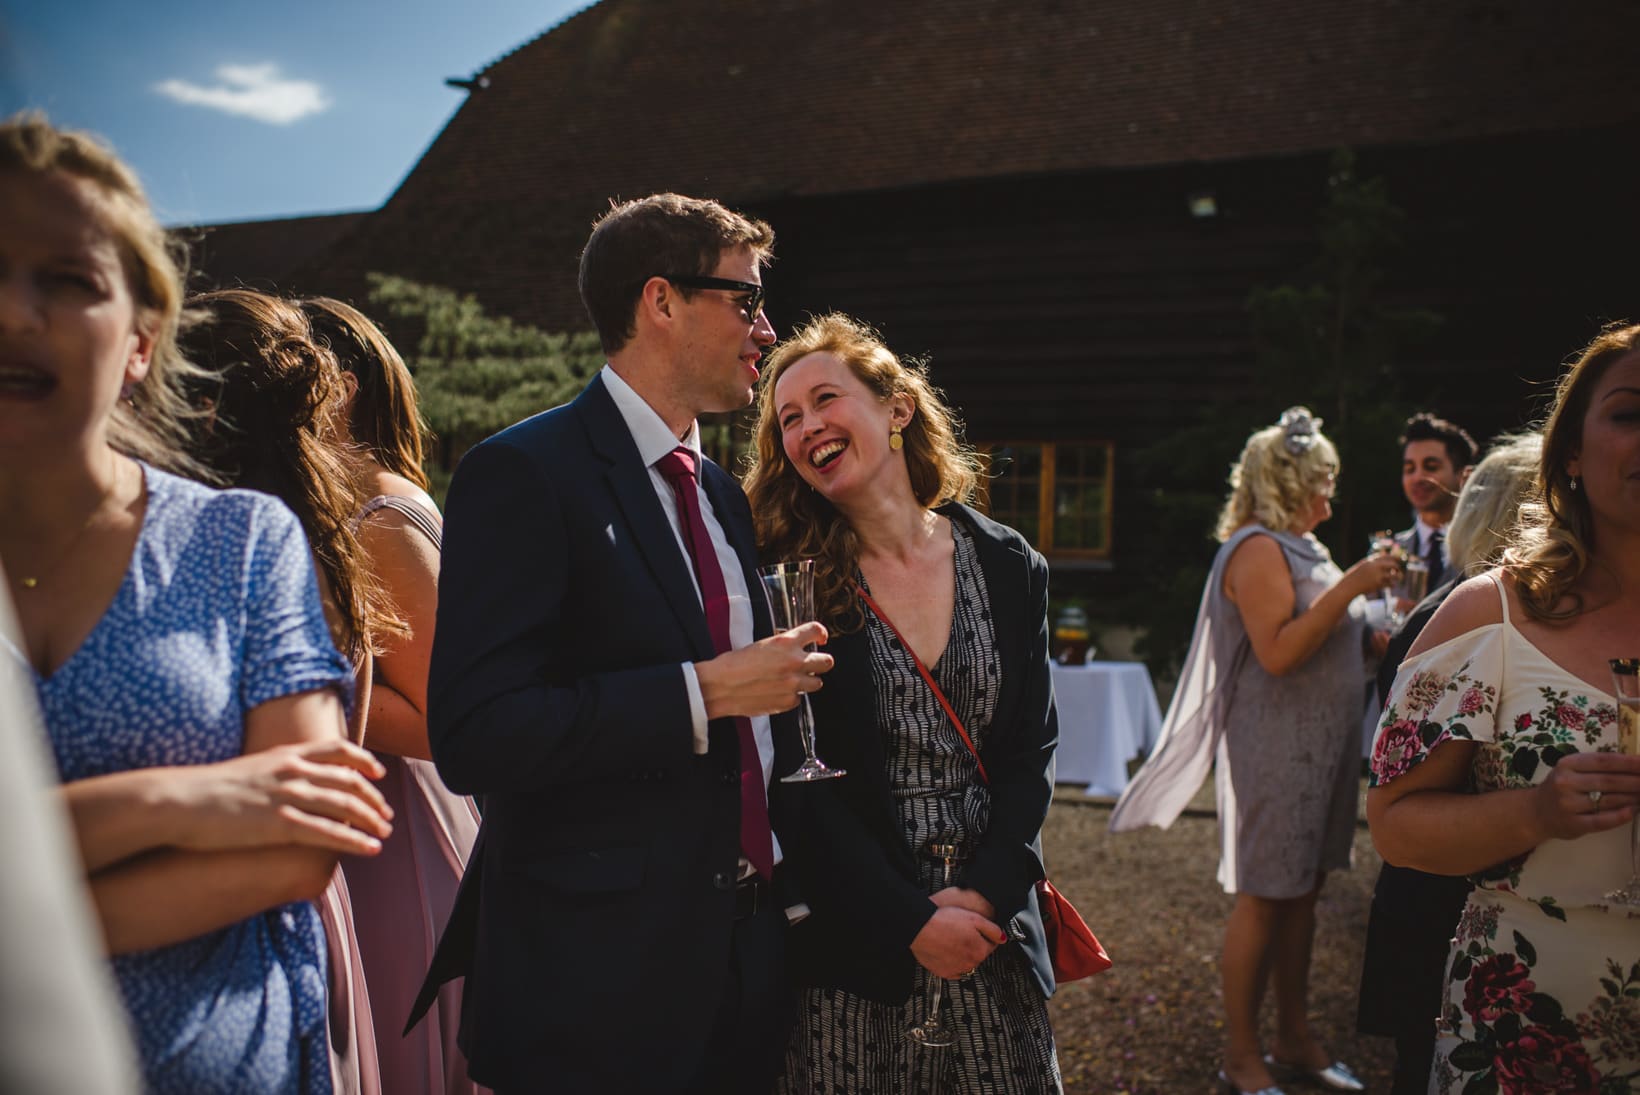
top-left (987, 443), bottom-right (1043, 545)
top-left (1052, 443), bottom-right (1112, 554)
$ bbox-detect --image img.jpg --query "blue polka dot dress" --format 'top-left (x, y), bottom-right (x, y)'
top-left (14, 465), bottom-right (352, 1094)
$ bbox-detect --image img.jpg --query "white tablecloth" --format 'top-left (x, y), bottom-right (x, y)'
top-left (1051, 661), bottom-right (1164, 796)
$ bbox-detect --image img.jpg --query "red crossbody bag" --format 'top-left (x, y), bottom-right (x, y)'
top-left (853, 582), bottom-right (1112, 983)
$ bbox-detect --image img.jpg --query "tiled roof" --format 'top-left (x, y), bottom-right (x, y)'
top-left (401, 0), bottom-right (1635, 203)
top-left (186, 211), bottom-right (369, 294)
top-left (305, 0), bottom-right (1639, 325)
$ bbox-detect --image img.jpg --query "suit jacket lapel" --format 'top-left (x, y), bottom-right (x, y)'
top-left (577, 377), bottom-right (715, 660)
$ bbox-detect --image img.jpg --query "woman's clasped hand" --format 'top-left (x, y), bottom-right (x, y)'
top-left (167, 739), bottom-right (394, 856)
top-left (911, 895), bottom-right (1009, 980)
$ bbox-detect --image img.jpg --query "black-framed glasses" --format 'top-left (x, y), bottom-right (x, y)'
top-left (656, 274), bottom-right (766, 325)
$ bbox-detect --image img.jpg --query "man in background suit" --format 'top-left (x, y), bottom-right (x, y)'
top-left (1394, 412), bottom-right (1478, 589)
top-left (423, 194), bottom-right (831, 1093)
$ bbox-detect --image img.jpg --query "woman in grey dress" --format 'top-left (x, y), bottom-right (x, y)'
top-left (747, 313), bottom-right (1060, 1093)
top-left (1110, 408), bottom-right (1398, 1095)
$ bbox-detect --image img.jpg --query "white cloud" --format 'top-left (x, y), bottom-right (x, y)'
top-left (153, 62), bottom-right (330, 125)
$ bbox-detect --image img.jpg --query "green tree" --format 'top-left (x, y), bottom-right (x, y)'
top-left (365, 274), bottom-right (604, 494)
top-left (1245, 149), bottom-right (1443, 554)
top-left (1115, 150), bottom-right (1441, 675)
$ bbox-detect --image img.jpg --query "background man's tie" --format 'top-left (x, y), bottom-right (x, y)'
top-left (1425, 528), bottom-right (1445, 589)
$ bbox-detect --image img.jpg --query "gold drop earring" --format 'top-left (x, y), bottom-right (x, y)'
top-left (889, 424), bottom-right (904, 451)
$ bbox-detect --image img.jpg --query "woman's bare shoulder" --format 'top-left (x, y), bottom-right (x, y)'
top-left (1404, 570), bottom-right (1507, 660)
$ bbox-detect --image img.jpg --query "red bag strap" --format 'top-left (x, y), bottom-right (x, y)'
top-left (852, 580), bottom-right (990, 786)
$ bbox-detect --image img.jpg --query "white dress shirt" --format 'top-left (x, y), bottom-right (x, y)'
top-left (600, 366), bottom-right (780, 864)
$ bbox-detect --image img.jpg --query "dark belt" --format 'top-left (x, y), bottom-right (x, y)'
top-left (734, 876), bottom-right (769, 920)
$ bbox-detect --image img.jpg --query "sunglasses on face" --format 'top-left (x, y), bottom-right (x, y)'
top-left (657, 274), bottom-right (766, 325)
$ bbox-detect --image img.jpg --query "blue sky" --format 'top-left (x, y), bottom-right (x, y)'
top-left (1, 0), bottom-right (587, 225)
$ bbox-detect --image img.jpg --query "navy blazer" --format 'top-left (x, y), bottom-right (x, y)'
top-left (417, 375), bottom-right (798, 1090)
top-left (782, 503), bottom-right (1059, 1004)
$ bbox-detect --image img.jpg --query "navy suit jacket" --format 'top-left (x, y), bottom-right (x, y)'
top-left (781, 503), bottom-right (1059, 1004)
top-left (417, 375), bottom-right (796, 1089)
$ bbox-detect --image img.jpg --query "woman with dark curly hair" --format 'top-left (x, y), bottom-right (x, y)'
top-left (1368, 324), bottom-right (1640, 1093)
top-left (182, 288), bottom-right (411, 1094)
top-left (302, 296), bottom-right (482, 1095)
top-left (182, 289), bottom-right (402, 717)
top-left (746, 313), bottom-right (1061, 1093)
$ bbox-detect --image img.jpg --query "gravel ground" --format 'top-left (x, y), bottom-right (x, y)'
top-left (1044, 778), bottom-right (1397, 1094)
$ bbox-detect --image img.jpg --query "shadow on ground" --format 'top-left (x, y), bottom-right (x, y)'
top-left (1046, 777), bottom-right (1395, 1094)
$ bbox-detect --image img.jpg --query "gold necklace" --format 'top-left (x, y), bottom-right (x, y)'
top-left (13, 467), bottom-right (123, 590)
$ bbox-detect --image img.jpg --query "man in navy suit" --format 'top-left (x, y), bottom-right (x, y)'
top-left (423, 193), bottom-right (831, 1093)
top-left (1393, 413), bottom-right (1478, 590)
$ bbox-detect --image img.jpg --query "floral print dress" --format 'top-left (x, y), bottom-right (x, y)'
top-left (1372, 576), bottom-right (1640, 1094)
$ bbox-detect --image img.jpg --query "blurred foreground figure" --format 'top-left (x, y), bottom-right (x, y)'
top-left (0, 566), bottom-right (137, 1095)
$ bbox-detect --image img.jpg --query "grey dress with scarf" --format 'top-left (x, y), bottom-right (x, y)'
top-left (1111, 525), bottom-right (1365, 898)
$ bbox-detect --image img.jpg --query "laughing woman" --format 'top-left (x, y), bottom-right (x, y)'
top-left (746, 313), bottom-right (1061, 1094)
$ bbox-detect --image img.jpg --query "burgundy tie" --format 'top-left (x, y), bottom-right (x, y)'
top-left (655, 447), bottom-right (775, 879)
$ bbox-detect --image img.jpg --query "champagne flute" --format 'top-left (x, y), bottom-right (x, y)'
top-left (757, 561), bottom-right (845, 782)
top-left (1389, 557), bottom-right (1429, 630)
top-left (1605, 659), bottom-right (1640, 904)
top-left (905, 841), bottom-right (961, 1049)
top-left (1367, 530), bottom-right (1401, 629)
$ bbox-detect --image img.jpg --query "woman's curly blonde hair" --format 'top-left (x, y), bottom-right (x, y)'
top-left (744, 313), bottom-right (981, 632)
top-left (1214, 407), bottom-right (1339, 541)
top-left (1503, 322), bottom-right (1640, 622)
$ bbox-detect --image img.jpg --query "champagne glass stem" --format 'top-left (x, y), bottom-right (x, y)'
top-left (924, 851), bottom-right (952, 1029)
top-left (798, 694), bottom-right (818, 761)
top-left (925, 972), bottom-right (946, 1028)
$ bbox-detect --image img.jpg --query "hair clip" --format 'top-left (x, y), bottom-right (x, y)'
top-left (1279, 406), bottom-right (1322, 456)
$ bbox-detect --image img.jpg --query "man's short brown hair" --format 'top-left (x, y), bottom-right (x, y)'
top-left (578, 193), bottom-right (774, 354)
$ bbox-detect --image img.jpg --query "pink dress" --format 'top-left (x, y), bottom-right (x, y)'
top-left (318, 869), bottom-right (381, 1095)
top-left (342, 494), bottom-right (484, 1095)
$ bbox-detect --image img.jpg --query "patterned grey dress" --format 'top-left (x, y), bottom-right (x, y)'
top-left (1215, 528), bottom-right (1365, 897)
top-left (780, 522), bottom-right (1061, 1094)
top-left (1110, 526), bottom-right (1366, 903)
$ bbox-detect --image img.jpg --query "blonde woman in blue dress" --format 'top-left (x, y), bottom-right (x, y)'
top-left (1369, 324), bottom-right (1640, 1093)
top-left (0, 114), bottom-right (392, 1093)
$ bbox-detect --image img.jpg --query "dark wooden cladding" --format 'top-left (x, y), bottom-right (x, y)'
top-left (747, 122), bottom-right (1639, 459)
top-left (756, 170), bottom-right (1301, 447)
